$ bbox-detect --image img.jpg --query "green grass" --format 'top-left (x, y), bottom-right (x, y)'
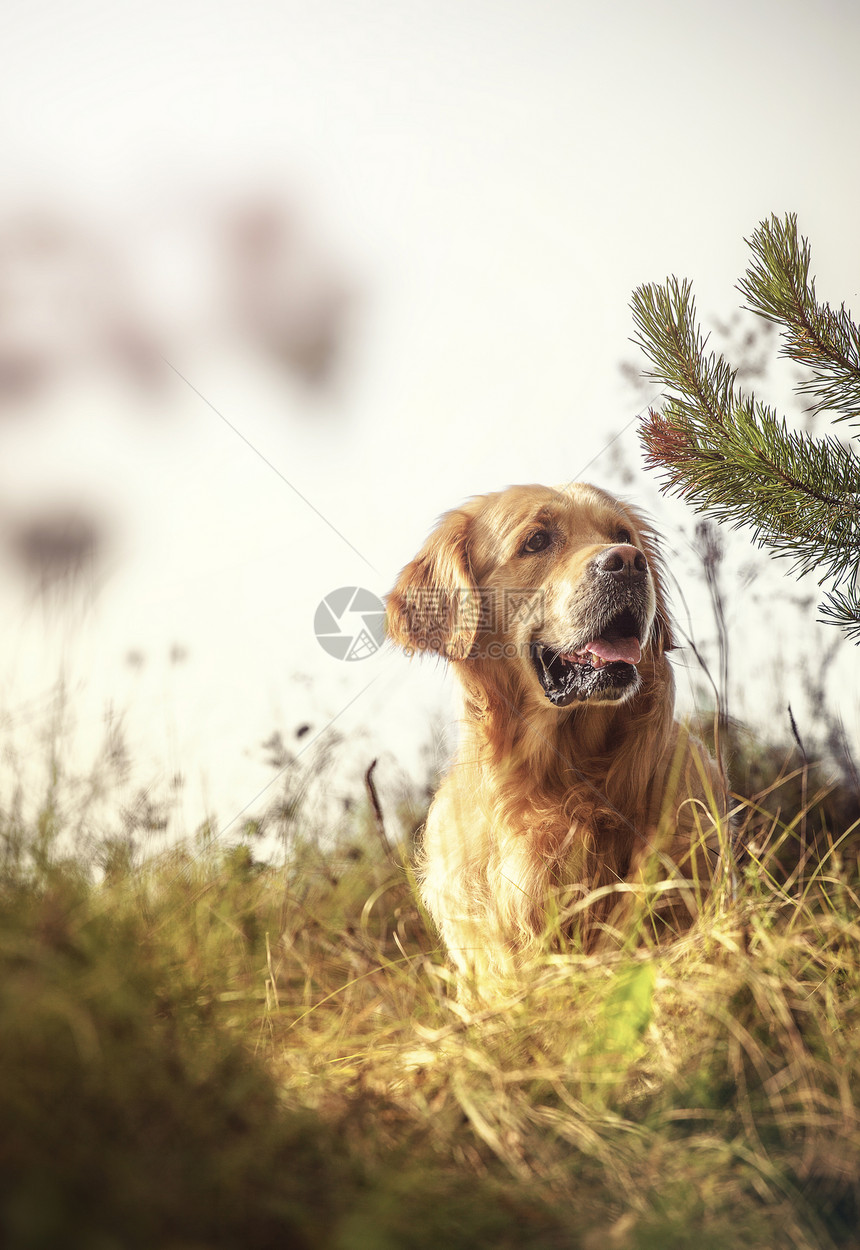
top-left (1, 752), bottom-right (859, 1249)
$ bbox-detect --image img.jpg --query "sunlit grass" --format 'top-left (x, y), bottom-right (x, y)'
top-left (1, 739), bottom-right (859, 1249)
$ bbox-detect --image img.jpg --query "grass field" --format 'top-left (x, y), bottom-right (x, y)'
top-left (2, 728), bottom-right (859, 1249)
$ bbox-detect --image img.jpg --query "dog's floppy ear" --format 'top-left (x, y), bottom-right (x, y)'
top-left (387, 507), bottom-right (479, 660)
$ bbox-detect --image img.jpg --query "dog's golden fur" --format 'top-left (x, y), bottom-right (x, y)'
top-left (387, 482), bottom-right (728, 988)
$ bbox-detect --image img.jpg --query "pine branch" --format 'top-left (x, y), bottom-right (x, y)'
top-left (631, 219), bottom-right (860, 645)
top-left (639, 394), bottom-right (860, 586)
top-left (819, 588), bottom-right (860, 644)
top-left (738, 213), bottom-right (860, 424)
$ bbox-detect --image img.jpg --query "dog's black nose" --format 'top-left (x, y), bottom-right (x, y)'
top-left (595, 544), bottom-right (648, 581)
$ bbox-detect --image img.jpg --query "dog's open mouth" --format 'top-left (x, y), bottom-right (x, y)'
top-left (530, 610), bottom-right (645, 707)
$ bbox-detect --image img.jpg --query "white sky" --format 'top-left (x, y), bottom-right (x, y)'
top-left (1, 0), bottom-right (858, 841)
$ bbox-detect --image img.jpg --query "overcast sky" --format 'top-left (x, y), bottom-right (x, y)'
top-left (1, 0), bottom-right (858, 838)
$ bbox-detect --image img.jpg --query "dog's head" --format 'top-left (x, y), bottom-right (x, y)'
top-left (387, 482), bottom-right (674, 709)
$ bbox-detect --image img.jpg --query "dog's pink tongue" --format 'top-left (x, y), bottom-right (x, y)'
top-left (588, 636), bottom-right (642, 665)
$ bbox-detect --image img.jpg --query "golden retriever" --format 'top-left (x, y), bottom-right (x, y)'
top-left (387, 482), bottom-right (729, 989)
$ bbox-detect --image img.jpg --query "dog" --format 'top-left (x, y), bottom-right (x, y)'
top-left (387, 481), bottom-right (729, 989)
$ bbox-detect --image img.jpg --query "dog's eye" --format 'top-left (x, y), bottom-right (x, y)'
top-left (521, 529), bottom-right (552, 555)
top-left (615, 527), bottom-right (632, 545)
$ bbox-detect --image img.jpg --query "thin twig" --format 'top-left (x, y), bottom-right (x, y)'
top-left (365, 759), bottom-right (395, 864)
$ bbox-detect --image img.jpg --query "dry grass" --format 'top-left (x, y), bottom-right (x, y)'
top-left (1, 744), bottom-right (859, 1249)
